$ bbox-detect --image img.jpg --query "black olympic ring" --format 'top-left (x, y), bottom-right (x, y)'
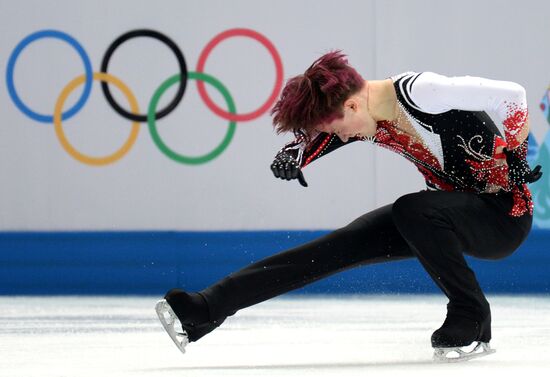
top-left (100, 29), bottom-right (188, 122)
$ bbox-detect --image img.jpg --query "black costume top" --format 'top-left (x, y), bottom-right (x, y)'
top-left (278, 71), bottom-right (532, 217)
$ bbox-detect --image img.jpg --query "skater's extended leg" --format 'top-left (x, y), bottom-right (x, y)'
top-left (199, 202), bottom-right (413, 322)
top-left (167, 203), bottom-right (414, 342)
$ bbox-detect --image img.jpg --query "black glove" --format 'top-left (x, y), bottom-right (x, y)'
top-left (270, 150), bottom-right (308, 187)
top-left (503, 147), bottom-right (543, 185)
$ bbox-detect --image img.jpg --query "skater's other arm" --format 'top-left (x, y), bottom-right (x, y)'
top-left (409, 71), bottom-right (529, 150)
top-left (410, 72), bottom-right (541, 185)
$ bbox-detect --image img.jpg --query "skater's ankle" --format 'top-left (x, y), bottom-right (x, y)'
top-left (164, 288), bottom-right (210, 325)
top-left (446, 303), bottom-right (490, 322)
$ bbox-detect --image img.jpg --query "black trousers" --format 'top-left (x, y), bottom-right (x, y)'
top-left (199, 189), bottom-right (532, 325)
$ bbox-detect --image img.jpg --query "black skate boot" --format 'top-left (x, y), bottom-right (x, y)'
top-left (155, 288), bottom-right (225, 354)
top-left (431, 312), bottom-right (495, 362)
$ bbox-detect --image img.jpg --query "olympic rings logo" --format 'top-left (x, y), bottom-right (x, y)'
top-left (6, 28), bottom-right (284, 165)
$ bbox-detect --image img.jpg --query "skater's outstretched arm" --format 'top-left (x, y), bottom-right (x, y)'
top-left (269, 51), bottom-right (367, 186)
top-left (270, 129), bottom-right (362, 186)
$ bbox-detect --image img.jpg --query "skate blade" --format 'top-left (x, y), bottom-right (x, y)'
top-left (433, 341), bottom-right (495, 362)
top-left (155, 299), bottom-right (189, 354)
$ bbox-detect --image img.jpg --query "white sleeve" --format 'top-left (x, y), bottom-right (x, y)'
top-left (409, 72), bottom-right (528, 149)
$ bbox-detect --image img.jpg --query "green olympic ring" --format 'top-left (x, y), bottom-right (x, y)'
top-left (148, 72), bottom-right (236, 164)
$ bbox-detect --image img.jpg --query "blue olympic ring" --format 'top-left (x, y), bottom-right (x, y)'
top-left (6, 29), bottom-right (93, 123)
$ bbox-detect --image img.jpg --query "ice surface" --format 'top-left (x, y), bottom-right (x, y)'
top-left (1, 295), bottom-right (549, 377)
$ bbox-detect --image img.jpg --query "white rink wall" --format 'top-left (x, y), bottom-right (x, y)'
top-left (1, 0), bottom-right (548, 230)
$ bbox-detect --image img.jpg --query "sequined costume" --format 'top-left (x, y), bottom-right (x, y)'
top-left (278, 71), bottom-right (532, 217)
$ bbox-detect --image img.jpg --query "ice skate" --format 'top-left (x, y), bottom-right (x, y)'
top-left (431, 313), bottom-right (495, 362)
top-left (433, 341), bottom-right (495, 362)
top-left (156, 289), bottom-right (225, 354)
top-left (155, 299), bottom-right (189, 353)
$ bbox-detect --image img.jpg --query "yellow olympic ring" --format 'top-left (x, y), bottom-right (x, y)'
top-left (53, 72), bottom-right (140, 166)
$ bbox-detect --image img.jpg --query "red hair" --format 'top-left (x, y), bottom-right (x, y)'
top-left (270, 50), bottom-right (364, 136)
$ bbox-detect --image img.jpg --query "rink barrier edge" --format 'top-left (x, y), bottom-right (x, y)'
top-left (0, 229), bottom-right (548, 295)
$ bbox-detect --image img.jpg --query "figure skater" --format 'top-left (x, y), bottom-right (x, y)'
top-left (156, 51), bottom-right (542, 361)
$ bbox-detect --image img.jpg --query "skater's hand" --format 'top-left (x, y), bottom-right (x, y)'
top-left (270, 150), bottom-right (308, 187)
top-left (503, 147), bottom-right (543, 185)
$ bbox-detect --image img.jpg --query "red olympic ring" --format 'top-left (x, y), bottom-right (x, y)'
top-left (196, 28), bottom-right (284, 122)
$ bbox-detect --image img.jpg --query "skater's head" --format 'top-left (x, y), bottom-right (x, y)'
top-left (271, 50), bottom-right (377, 143)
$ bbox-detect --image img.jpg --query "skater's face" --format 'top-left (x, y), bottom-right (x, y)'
top-left (314, 92), bottom-right (377, 143)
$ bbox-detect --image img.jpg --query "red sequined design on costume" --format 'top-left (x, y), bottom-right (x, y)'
top-left (374, 121), bottom-right (455, 191)
top-left (464, 136), bottom-right (509, 188)
top-left (374, 119), bottom-right (533, 217)
top-left (303, 134), bottom-right (332, 167)
top-left (505, 138), bottom-right (534, 217)
top-left (503, 104), bottom-right (528, 150)
top-left (510, 184), bottom-right (533, 217)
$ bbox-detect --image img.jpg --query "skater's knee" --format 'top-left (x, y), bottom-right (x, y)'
top-left (392, 193), bottom-right (424, 225)
top-left (392, 192), bottom-right (450, 229)
top-left (470, 246), bottom-right (515, 261)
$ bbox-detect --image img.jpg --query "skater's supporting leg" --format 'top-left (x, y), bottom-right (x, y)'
top-left (391, 189), bottom-right (532, 347)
